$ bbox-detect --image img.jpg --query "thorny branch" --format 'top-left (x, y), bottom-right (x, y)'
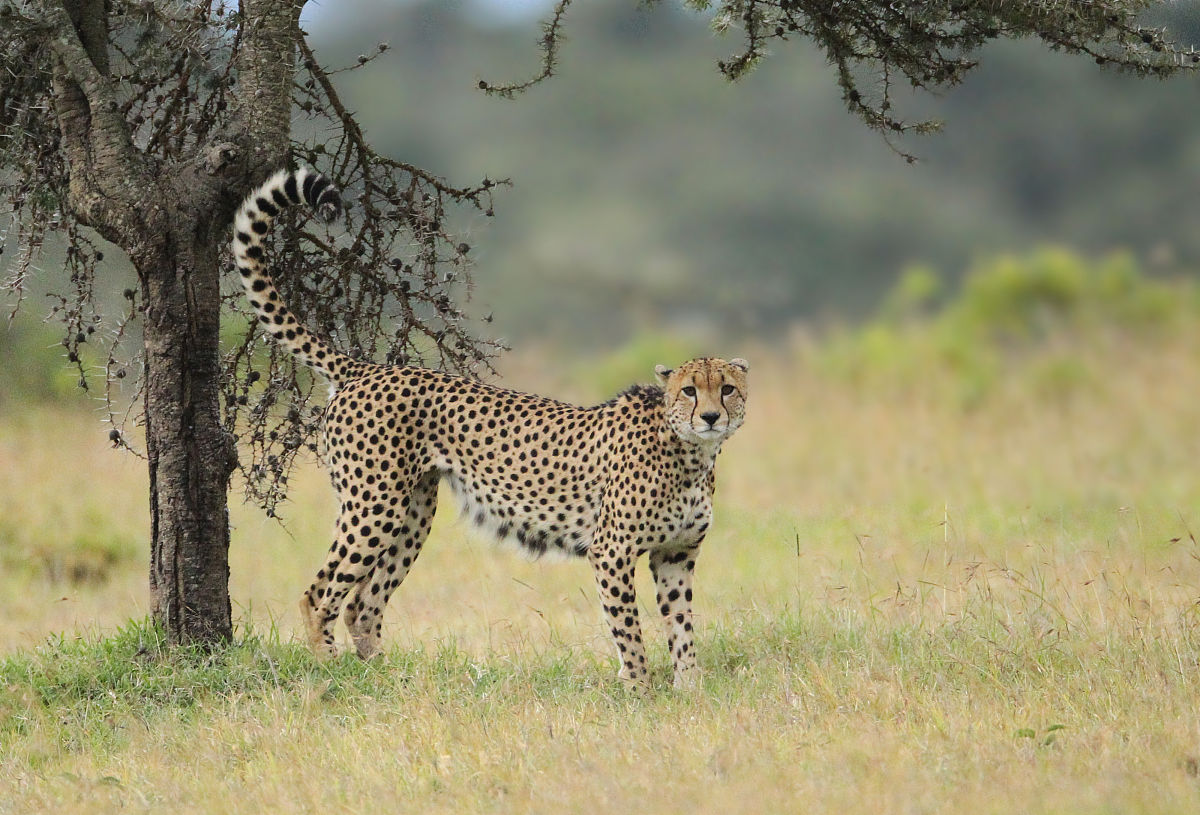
top-left (1, 0), bottom-right (508, 517)
top-left (222, 32), bottom-right (509, 514)
top-left (478, 0), bottom-right (574, 98)
top-left (487, 0), bottom-right (1197, 161)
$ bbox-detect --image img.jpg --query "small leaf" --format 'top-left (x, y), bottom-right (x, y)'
top-left (1016, 728), bottom-right (1036, 739)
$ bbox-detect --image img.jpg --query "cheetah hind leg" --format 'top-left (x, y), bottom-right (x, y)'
top-left (300, 504), bottom-right (376, 660)
top-left (341, 586), bottom-right (373, 659)
top-left (344, 473), bottom-right (439, 660)
top-left (298, 522), bottom-right (354, 660)
top-left (299, 586), bottom-right (336, 660)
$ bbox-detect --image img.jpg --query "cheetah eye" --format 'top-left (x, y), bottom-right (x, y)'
top-left (721, 384), bottom-right (735, 396)
top-left (681, 386), bottom-right (696, 398)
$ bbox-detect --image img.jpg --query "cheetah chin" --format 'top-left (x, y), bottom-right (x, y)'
top-left (231, 166), bottom-right (749, 689)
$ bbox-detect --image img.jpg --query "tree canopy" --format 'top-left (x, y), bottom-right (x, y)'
top-left (482, 0), bottom-right (1194, 159)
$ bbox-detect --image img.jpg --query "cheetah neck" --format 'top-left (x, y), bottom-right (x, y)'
top-left (661, 426), bottom-right (721, 475)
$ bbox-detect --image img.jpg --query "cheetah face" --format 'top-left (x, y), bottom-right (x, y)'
top-left (654, 357), bottom-right (749, 446)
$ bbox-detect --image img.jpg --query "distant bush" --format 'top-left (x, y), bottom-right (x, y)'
top-left (945, 249), bottom-right (1184, 339)
top-left (818, 248), bottom-right (1197, 404)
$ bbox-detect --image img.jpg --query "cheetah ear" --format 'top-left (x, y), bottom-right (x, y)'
top-left (729, 357), bottom-right (750, 373)
top-left (653, 364), bottom-right (673, 385)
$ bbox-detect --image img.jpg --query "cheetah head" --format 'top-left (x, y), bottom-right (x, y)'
top-left (654, 357), bottom-right (749, 446)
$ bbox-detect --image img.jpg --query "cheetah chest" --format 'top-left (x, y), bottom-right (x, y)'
top-left (637, 476), bottom-right (714, 551)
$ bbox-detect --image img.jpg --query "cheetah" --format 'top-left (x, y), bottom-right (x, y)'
top-left (231, 167), bottom-right (749, 689)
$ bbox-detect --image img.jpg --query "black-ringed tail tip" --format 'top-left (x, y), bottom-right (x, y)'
top-left (239, 167), bottom-right (342, 228)
top-left (231, 167), bottom-right (364, 383)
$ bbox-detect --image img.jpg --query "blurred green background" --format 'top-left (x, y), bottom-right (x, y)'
top-left (5, 0), bottom-right (1200, 387)
top-left (303, 0), bottom-right (1200, 348)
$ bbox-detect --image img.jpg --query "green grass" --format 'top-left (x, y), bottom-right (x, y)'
top-left (4, 258), bottom-right (1200, 813)
top-left (4, 601), bottom-right (1200, 814)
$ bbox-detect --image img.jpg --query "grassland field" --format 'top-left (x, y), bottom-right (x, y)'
top-left (3, 254), bottom-right (1200, 814)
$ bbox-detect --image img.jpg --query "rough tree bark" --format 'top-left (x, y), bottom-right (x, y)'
top-left (139, 0), bottom-right (299, 647)
top-left (141, 235), bottom-right (237, 645)
top-left (48, 0), bottom-right (299, 647)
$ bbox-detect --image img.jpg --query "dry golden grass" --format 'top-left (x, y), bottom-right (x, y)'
top-left (3, 321), bottom-right (1200, 814)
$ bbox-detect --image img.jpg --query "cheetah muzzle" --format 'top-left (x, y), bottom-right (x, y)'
top-left (231, 167), bottom-right (749, 689)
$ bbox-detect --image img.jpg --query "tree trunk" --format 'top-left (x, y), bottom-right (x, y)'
top-left (47, 0), bottom-right (299, 647)
top-left (140, 232), bottom-right (237, 646)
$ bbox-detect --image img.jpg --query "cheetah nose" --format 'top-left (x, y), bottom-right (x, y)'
top-left (699, 411), bottom-right (720, 427)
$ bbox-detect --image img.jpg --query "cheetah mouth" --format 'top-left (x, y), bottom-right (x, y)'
top-left (692, 426), bottom-right (728, 439)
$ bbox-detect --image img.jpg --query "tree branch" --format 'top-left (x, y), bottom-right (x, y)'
top-left (718, 0), bottom-right (1197, 156)
top-left (46, 0), bottom-right (155, 236)
top-left (234, 0), bottom-right (302, 172)
top-left (478, 0), bottom-right (573, 98)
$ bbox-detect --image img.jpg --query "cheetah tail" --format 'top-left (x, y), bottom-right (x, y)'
top-left (231, 167), bottom-right (363, 383)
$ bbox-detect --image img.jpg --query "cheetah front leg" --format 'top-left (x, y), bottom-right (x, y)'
top-left (650, 544), bottom-right (702, 690)
top-left (588, 533), bottom-right (649, 690)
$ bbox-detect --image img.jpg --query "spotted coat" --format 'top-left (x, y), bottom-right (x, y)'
top-left (231, 168), bottom-right (749, 688)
